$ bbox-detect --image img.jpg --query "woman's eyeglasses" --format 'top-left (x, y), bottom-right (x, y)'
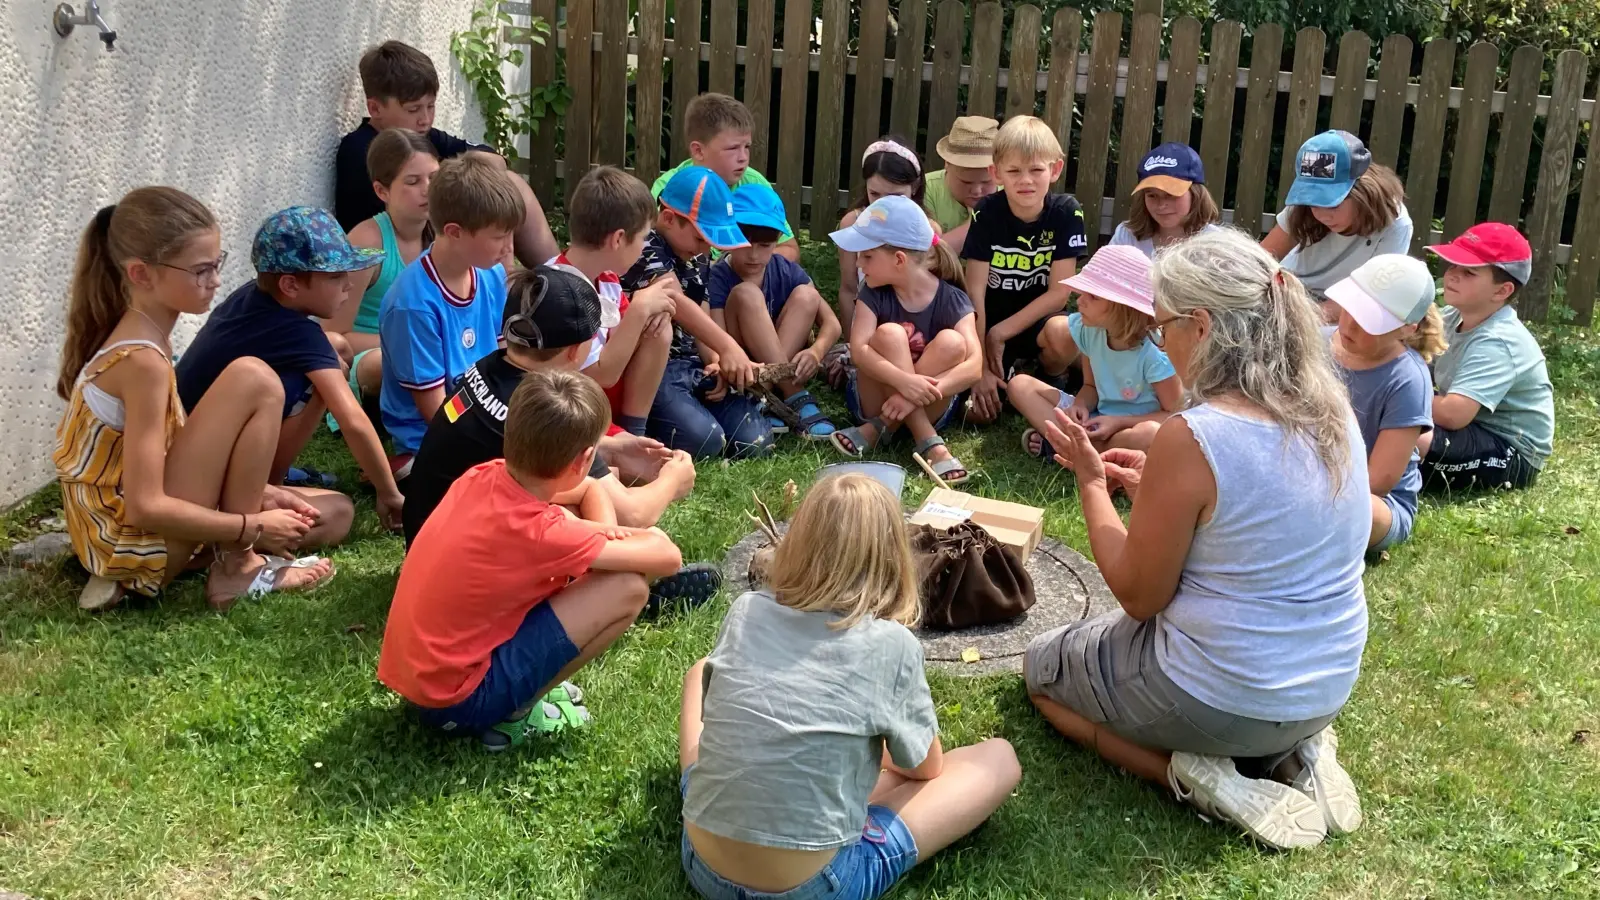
top-left (1150, 312), bottom-right (1189, 349)
top-left (159, 251), bottom-right (228, 286)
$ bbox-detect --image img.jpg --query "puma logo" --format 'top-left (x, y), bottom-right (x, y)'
top-left (1016, 235), bottom-right (1035, 250)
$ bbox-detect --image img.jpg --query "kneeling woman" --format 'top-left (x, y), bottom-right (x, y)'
top-left (1026, 230), bottom-right (1369, 849)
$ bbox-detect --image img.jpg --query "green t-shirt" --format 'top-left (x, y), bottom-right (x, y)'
top-left (1435, 304), bottom-right (1555, 468)
top-left (651, 160), bottom-right (795, 242)
top-left (922, 169), bottom-right (974, 233)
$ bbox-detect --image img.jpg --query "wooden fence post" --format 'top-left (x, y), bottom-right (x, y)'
top-left (889, 0), bottom-right (928, 145)
top-left (1198, 21), bottom-right (1242, 204)
top-left (1329, 31), bottom-right (1370, 134)
top-left (670, 0), bottom-right (702, 165)
top-left (851, 0), bottom-right (891, 194)
top-left (926, 0), bottom-right (966, 167)
top-left (1522, 50), bottom-right (1588, 320)
top-left (596, 0), bottom-right (629, 168)
top-left (1567, 86), bottom-right (1600, 325)
top-left (775, 0), bottom-right (810, 221)
top-left (1443, 42), bottom-right (1498, 241)
top-left (744, 0), bottom-right (776, 175)
top-left (1233, 23), bottom-right (1283, 237)
top-left (1115, 6), bottom-right (1162, 225)
top-left (1005, 5), bottom-right (1043, 122)
top-left (810, 0), bottom-right (850, 237)
top-left (525, 0), bottom-right (559, 203)
top-left (1368, 35), bottom-right (1411, 170)
top-left (1076, 10), bottom-right (1122, 248)
top-left (1162, 17), bottom-right (1203, 146)
top-left (708, 0), bottom-right (736, 96)
top-left (1488, 46), bottom-right (1543, 226)
top-left (1277, 27), bottom-right (1326, 210)
top-left (1043, 6), bottom-right (1082, 189)
top-left (967, 3), bottom-right (1004, 119)
top-left (1406, 39), bottom-right (1456, 256)
top-left (564, 0), bottom-right (595, 205)
top-left (635, 0), bottom-right (668, 186)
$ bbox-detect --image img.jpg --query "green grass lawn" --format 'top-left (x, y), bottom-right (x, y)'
top-left (2, 240), bottom-right (1599, 898)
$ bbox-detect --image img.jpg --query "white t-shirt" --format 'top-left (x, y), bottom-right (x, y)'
top-left (1108, 221), bottom-right (1222, 259)
top-left (1278, 203), bottom-right (1413, 295)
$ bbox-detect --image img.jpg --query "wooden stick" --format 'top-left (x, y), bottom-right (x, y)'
top-left (912, 452), bottom-right (950, 489)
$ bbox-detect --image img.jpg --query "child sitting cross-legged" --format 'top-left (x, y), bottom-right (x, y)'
top-left (678, 472), bottom-right (1021, 900)
top-left (380, 369), bottom-right (691, 750)
top-left (1324, 254), bottom-right (1442, 551)
top-left (620, 165), bottom-right (776, 460)
top-left (828, 195), bottom-right (982, 485)
top-left (708, 184), bottom-right (841, 440)
top-left (1008, 245), bottom-right (1181, 461)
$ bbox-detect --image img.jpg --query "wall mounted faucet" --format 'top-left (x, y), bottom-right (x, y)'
top-left (53, 1), bottom-right (116, 51)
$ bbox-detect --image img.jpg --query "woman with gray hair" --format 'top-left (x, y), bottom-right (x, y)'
top-left (1023, 229), bottom-right (1370, 849)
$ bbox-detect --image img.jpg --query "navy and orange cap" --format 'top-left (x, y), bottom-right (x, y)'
top-left (659, 166), bottom-right (749, 250)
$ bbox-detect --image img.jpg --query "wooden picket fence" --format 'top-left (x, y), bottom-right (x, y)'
top-left (510, 0), bottom-right (1600, 324)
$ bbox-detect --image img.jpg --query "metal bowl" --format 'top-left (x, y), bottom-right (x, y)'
top-left (813, 461), bottom-right (908, 498)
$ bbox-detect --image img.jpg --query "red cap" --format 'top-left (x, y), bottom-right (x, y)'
top-left (1426, 223), bottom-right (1533, 285)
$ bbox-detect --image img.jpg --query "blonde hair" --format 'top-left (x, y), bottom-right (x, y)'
top-left (1127, 183), bottom-right (1221, 242)
top-left (1405, 303), bottom-right (1448, 363)
top-left (1152, 229), bottom-right (1354, 493)
top-left (895, 240), bottom-right (967, 291)
top-left (503, 369), bottom-right (611, 478)
top-left (1286, 164), bottom-right (1406, 246)
top-left (993, 115), bottom-right (1064, 166)
top-left (1094, 297), bottom-right (1155, 347)
top-left (685, 92), bottom-right (753, 145)
top-left (768, 473), bottom-right (919, 630)
top-left (429, 154), bottom-right (525, 233)
top-left (59, 187), bottom-right (218, 400)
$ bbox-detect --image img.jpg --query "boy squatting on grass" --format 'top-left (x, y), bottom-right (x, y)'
top-left (335, 39), bottom-right (557, 266)
top-left (708, 184), bottom-right (842, 441)
top-left (378, 154), bottom-right (522, 481)
top-left (618, 165), bottom-right (778, 460)
top-left (380, 369), bottom-right (710, 750)
top-left (401, 264), bottom-right (699, 551)
top-left (174, 208), bottom-right (405, 530)
top-left (651, 92), bottom-right (801, 263)
top-left (961, 116), bottom-right (1090, 423)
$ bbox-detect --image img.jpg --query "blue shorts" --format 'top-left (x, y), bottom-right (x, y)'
top-left (679, 768), bottom-right (919, 900)
top-left (1372, 493), bottom-right (1416, 552)
top-left (411, 601), bottom-right (579, 734)
top-left (844, 369), bottom-right (959, 432)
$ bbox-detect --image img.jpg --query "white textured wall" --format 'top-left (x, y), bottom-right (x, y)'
top-left (0, 0), bottom-right (485, 506)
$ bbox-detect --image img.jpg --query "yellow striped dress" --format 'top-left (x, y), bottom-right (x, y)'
top-left (52, 340), bottom-right (184, 595)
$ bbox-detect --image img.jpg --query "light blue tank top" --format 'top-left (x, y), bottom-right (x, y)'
top-left (1155, 404), bottom-right (1371, 722)
top-left (353, 212), bottom-right (403, 335)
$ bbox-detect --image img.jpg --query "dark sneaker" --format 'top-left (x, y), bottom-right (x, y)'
top-left (645, 563), bottom-right (723, 618)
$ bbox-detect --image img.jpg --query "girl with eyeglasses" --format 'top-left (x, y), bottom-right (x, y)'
top-left (54, 187), bottom-right (340, 613)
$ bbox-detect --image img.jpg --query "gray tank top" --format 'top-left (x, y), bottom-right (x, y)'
top-left (1156, 403), bottom-right (1370, 722)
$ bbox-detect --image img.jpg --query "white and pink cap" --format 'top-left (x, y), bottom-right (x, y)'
top-left (1324, 254), bottom-right (1435, 335)
top-left (1061, 245), bottom-right (1155, 315)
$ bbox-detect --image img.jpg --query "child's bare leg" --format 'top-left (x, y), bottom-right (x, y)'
top-left (272, 392), bottom-right (325, 485)
top-left (1368, 494), bottom-right (1394, 549)
top-left (279, 486), bottom-right (355, 548)
top-left (869, 738), bottom-right (1022, 862)
top-left (1037, 315), bottom-right (1077, 376)
top-left (326, 332), bottom-right (354, 367)
top-left (161, 359), bottom-right (331, 598)
top-left (724, 282), bottom-right (787, 364)
top-left (773, 286), bottom-right (824, 395)
top-left (1029, 693), bottom-right (1172, 785)
top-left (1006, 374), bottom-right (1065, 438)
top-left (538, 569), bottom-right (651, 698)
top-left (904, 330), bottom-right (967, 463)
top-left (853, 323), bottom-right (921, 443)
top-left (600, 475), bottom-right (679, 529)
top-left (1106, 419), bottom-right (1161, 452)
top-left (355, 348), bottom-right (384, 396)
top-left (619, 324), bottom-right (672, 425)
top-left (679, 658), bottom-right (708, 771)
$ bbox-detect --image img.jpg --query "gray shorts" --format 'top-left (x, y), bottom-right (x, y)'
top-left (1024, 611), bottom-right (1336, 762)
top-left (1373, 494), bottom-right (1416, 551)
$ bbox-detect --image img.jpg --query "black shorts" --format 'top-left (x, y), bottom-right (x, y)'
top-left (1421, 420), bottom-right (1539, 492)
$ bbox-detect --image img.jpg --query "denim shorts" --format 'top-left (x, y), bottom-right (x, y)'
top-left (679, 768), bottom-right (919, 900)
top-left (411, 601), bottom-right (579, 734)
top-left (1372, 493), bottom-right (1416, 551)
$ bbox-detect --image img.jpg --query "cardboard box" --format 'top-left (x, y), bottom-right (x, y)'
top-left (909, 488), bottom-right (1045, 558)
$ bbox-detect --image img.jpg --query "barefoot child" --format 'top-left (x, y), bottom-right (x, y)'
top-left (709, 184), bottom-right (841, 441)
top-left (1325, 255), bottom-right (1441, 550)
top-left (1108, 143), bottom-right (1221, 258)
top-left (54, 188), bottom-right (344, 612)
top-left (322, 128), bottom-right (439, 428)
top-left (1009, 245), bottom-right (1180, 460)
top-left (381, 370), bottom-right (689, 749)
top-left (174, 207), bottom-right (405, 529)
top-left (678, 472), bottom-right (1021, 899)
top-left (828, 195), bottom-right (981, 484)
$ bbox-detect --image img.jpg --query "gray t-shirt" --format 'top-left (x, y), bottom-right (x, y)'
top-left (684, 590), bottom-right (939, 851)
top-left (1278, 204), bottom-right (1413, 295)
top-left (1434, 304), bottom-right (1555, 468)
top-left (1337, 346), bottom-right (1433, 515)
top-left (856, 280), bottom-right (974, 352)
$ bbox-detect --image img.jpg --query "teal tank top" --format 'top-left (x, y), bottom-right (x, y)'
top-left (354, 213), bottom-right (404, 335)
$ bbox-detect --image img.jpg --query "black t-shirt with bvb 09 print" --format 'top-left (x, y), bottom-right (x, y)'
top-left (961, 192), bottom-right (1088, 327)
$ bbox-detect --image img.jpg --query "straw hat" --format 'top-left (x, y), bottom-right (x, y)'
top-left (935, 116), bottom-right (999, 168)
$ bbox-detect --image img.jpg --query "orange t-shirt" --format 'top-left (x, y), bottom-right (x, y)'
top-left (378, 460), bottom-right (606, 707)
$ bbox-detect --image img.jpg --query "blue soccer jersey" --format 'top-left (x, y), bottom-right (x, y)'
top-left (379, 251), bottom-right (508, 454)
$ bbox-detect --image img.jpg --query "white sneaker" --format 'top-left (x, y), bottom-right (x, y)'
top-left (1290, 727), bottom-right (1363, 835)
top-left (1169, 751), bottom-right (1327, 849)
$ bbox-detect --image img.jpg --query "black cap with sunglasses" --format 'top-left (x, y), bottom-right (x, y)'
top-left (503, 264), bottom-right (604, 350)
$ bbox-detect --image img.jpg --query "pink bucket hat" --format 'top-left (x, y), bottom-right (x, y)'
top-left (1061, 245), bottom-right (1155, 316)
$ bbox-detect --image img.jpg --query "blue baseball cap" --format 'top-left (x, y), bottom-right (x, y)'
top-left (252, 207), bottom-right (384, 274)
top-left (828, 195), bottom-right (934, 253)
top-left (1284, 130), bottom-right (1372, 209)
top-left (731, 183), bottom-right (790, 238)
top-left (1134, 142), bottom-right (1205, 196)
top-left (659, 166), bottom-right (749, 250)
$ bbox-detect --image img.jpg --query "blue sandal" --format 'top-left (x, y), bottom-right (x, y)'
top-left (784, 390), bottom-right (836, 441)
top-left (284, 466), bottom-right (338, 488)
top-left (1021, 428), bottom-right (1058, 463)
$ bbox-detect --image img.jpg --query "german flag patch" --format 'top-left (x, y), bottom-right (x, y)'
top-left (442, 391), bottom-right (469, 423)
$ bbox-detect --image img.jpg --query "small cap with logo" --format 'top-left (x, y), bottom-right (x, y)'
top-left (829, 195), bottom-right (935, 253)
top-left (659, 166), bottom-right (749, 250)
top-left (1325, 254), bottom-right (1436, 335)
top-left (503, 264), bottom-right (605, 350)
top-left (1284, 130), bottom-right (1372, 209)
top-left (936, 116), bottom-right (1000, 169)
top-left (1062, 245), bottom-right (1155, 316)
top-left (1426, 222), bottom-right (1533, 286)
top-left (253, 207), bottom-right (385, 274)
top-left (731, 183), bottom-right (791, 237)
top-left (1134, 142), bottom-right (1205, 197)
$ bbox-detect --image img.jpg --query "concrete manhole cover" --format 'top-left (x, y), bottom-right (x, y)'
top-left (720, 527), bottom-right (1117, 676)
